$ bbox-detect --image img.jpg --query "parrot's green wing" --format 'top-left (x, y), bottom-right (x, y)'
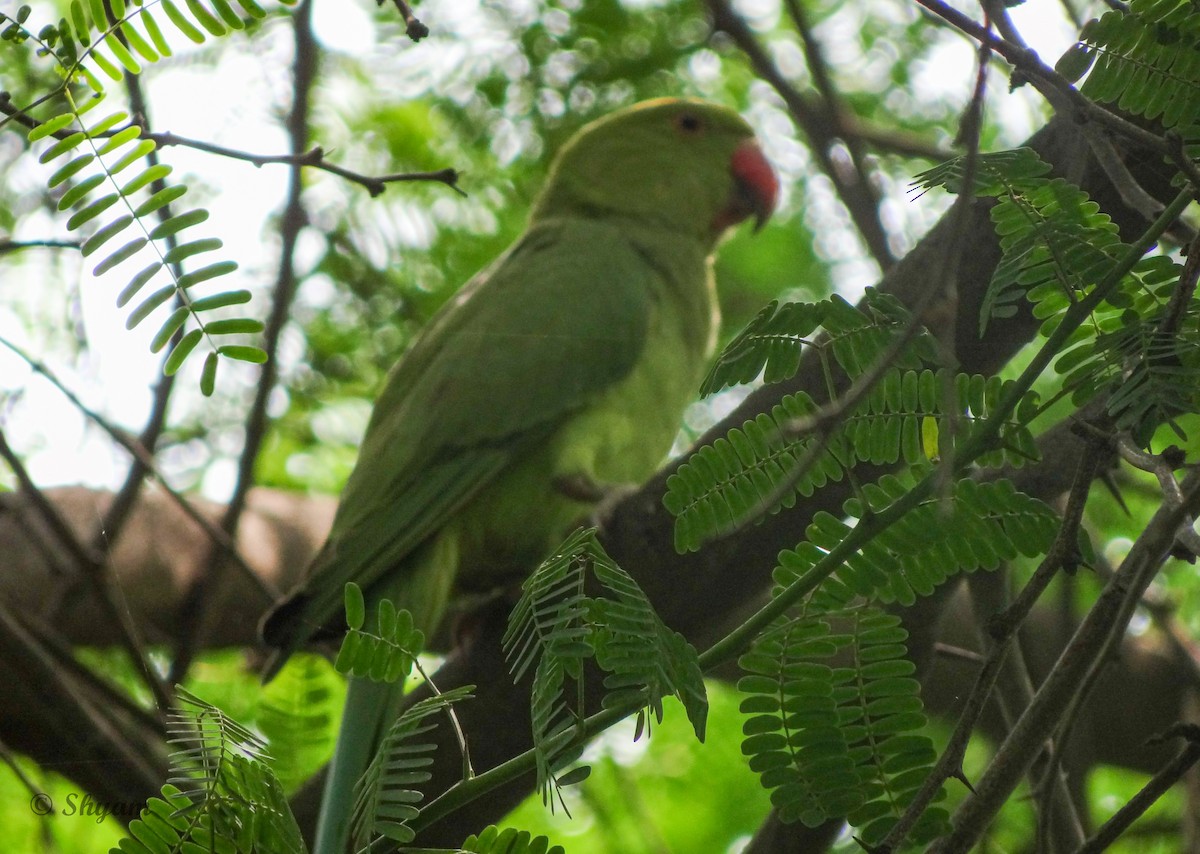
top-left (262, 216), bottom-right (655, 652)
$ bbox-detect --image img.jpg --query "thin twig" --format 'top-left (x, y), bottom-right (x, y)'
top-left (782, 0), bottom-right (882, 238)
top-left (412, 658), bottom-right (475, 781)
top-left (379, 0), bottom-right (429, 41)
top-left (0, 96), bottom-right (464, 199)
top-left (1160, 230), bottom-right (1200, 341)
top-left (970, 567), bottom-right (1087, 852)
top-left (1116, 437), bottom-right (1200, 556)
top-left (1077, 724), bottom-right (1200, 853)
top-left (149, 132), bottom-right (465, 198)
top-left (0, 239), bottom-right (82, 254)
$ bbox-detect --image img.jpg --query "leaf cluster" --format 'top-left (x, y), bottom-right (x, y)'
top-left (918, 147), bottom-right (1198, 444)
top-left (1060, 0), bottom-right (1200, 148)
top-left (503, 528), bottom-right (708, 808)
top-left (334, 582), bottom-right (425, 684)
top-left (112, 688), bottom-right (304, 854)
top-left (1, 0), bottom-right (281, 393)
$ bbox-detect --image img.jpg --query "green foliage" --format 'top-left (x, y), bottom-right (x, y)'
top-left (735, 476), bottom-right (1059, 844)
top-left (739, 604), bottom-right (948, 846)
top-left (334, 582), bottom-right (425, 683)
top-left (112, 688), bottom-right (305, 854)
top-left (667, 369), bottom-right (1040, 553)
top-left (503, 528), bottom-right (707, 807)
top-left (460, 825), bottom-right (565, 854)
top-left (700, 289), bottom-right (937, 396)
top-left (917, 147), bottom-right (1197, 444)
top-left (1070, 0), bottom-right (1200, 142)
top-left (256, 654), bottom-right (342, 793)
top-left (799, 476), bottom-right (1063, 607)
top-left (0, 1), bottom-right (277, 394)
top-left (350, 686), bottom-right (474, 851)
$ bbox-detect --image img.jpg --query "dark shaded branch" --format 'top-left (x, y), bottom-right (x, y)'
top-left (0, 603), bottom-right (167, 809)
top-left (0, 429), bottom-right (171, 712)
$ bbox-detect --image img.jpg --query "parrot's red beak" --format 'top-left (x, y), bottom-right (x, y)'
top-left (722, 140), bottom-right (778, 234)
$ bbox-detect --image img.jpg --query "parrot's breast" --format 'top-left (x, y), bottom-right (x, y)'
top-left (448, 245), bottom-right (718, 591)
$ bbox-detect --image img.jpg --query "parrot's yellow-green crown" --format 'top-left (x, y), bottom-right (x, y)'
top-left (532, 98), bottom-right (777, 240)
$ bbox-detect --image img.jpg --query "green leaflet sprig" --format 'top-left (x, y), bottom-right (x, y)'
top-left (739, 603), bottom-right (950, 846)
top-left (350, 686), bottom-right (475, 851)
top-left (1058, 0), bottom-right (1200, 149)
top-left (917, 147), bottom-right (1197, 445)
top-left (112, 686), bottom-right (305, 854)
top-left (1, 1), bottom-right (290, 393)
top-left (334, 582), bottom-right (425, 684)
top-left (737, 476), bottom-right (1062, 842)
top-left (666, 369), bottom-right (1040, 553)
top-left (700, 288), bottom-right (938, 396)
top-left (799, 475), bottom-right (1066, 607)
top-left (502, 528), bottom-right (707, 808)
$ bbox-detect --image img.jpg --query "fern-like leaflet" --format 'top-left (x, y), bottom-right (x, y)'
top-left (738, 477), bottom-right (1063, 844)
top-left (503, 527), bottom-right (707, 809)
top-left (1058, 0), bottom-right (1200, 153)
top-left (112, 686), bottom-right (305, 853)
top-left (349, 685), bottom-right (475, 851)
top-left (334, 581), bottom-right (424, 683)
top-left (667, 368), bottom-right (1040, 552)
top-left (1, 0), bottom-right (292, 393)
top-left (701, 288), bottom-right (938, 396)
top-left (917, 147), bottom-right (1196, 444)
top-left (805, 475), bottom-right (1065, 606)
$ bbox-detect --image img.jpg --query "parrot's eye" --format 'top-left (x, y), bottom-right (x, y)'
top-left (675, 112), bottom-right (704, 135)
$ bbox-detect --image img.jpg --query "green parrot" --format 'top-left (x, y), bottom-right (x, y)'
top-left (260, 97), bottom-right (776, 852)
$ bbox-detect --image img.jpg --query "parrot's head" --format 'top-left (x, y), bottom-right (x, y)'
top-left (532, 98), bottom-right (778, 243)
